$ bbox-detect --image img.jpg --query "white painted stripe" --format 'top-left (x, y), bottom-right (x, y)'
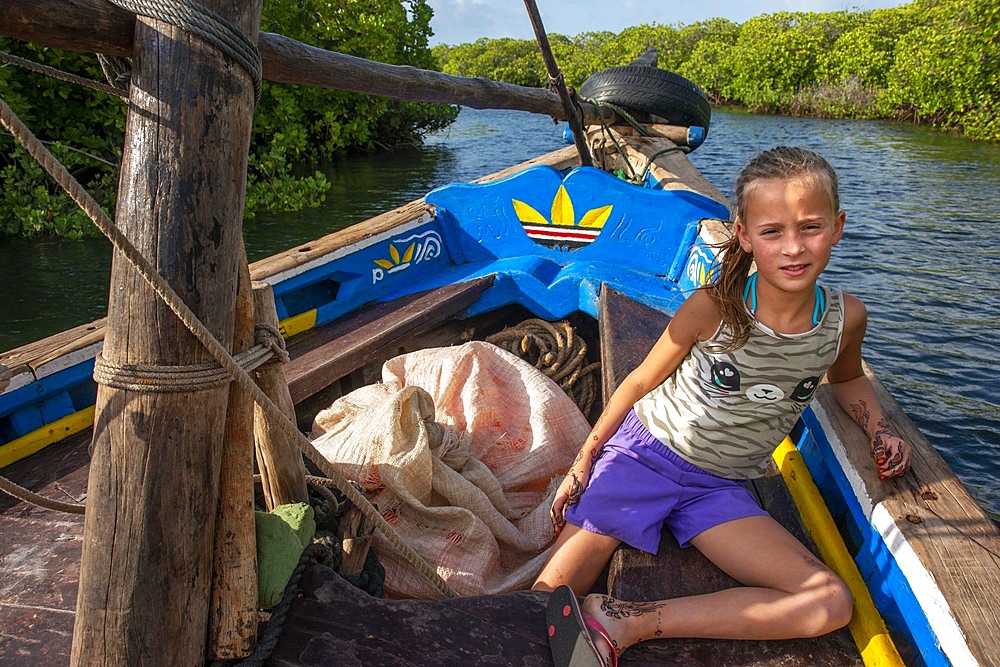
top-left (33, 340), bottom-right (104, 381)
top-left (2, 369), bottom-right (35, 395)
top-left (811, 402), bottom-right (978, 667)
top-left (263, 212), bottom-right (434, 285)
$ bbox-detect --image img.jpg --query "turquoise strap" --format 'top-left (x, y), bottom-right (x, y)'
top-left (743, 273), bottom-right (824, 326)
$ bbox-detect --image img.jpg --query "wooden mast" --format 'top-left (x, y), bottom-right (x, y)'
top-left (69, 1), bottom-right (263, 664)
top-left (0, 0), bottom-right (617, 126)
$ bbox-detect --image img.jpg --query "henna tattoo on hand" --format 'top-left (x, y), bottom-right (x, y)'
top-left (848, 399), bottom-right (872, 433)
top-left (566, 472), bottom-right (584, 506)
top-left (872, 419), bottom-right (900, 471)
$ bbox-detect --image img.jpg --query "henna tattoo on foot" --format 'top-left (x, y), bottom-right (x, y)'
top-left (600, 596), bottom-right (662, 619)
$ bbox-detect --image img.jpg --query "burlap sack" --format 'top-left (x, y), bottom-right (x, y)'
top-left (310, 341), bottom-right (589, 598)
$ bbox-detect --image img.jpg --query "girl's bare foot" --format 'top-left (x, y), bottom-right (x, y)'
top-left (581, 594), bottom-right (626, 663)
top-left (584, 593), bottom-right (669, 661)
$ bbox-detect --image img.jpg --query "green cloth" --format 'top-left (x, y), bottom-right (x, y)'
top-left (255, 503), bottom-right (315, 609)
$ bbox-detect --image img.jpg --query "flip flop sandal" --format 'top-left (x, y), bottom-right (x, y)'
top-left (546, 585), bottom-right (619, 667)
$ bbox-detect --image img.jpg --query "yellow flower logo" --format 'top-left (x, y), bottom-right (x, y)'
top-left (374, 242), bottom-right (415, 270)
top-left (512, 185), bottom-right (613, 229)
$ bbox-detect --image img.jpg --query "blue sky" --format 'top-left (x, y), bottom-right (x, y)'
top-left (425, 0), bottom-right (908, 45)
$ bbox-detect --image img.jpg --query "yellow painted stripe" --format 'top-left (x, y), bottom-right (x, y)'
top-left (0, 406), bottom-right (96, 469)
top-left (773, 438), bottom-right (905, 667)
top-left (278, 309), bottom-right (317, 339)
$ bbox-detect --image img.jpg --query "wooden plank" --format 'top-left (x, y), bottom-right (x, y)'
top-left (252, 283), bottom-right (309, 510)
top-left (597, 284), bottom-right (861, 665)
top-left (0, 431), bottom-right (89, 666)
top-left (598, 284), bottom-right (669, 402)
top-left (813, 368), bottom-right (1000, 665)
top-left (0, 319), bottom-right (105, 376)
top-left (285, 276), bottom-right (494, 405)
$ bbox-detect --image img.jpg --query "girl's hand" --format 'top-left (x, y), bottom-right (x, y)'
top-left (550, 459), bottom-right (592, 534)
top-left (872, 431), bottom-right (912, 480)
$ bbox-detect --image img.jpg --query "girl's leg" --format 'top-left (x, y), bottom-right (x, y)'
top-left (583, 514), bottom-right (852, 654)
top-left (532, 523), bottom-right (622, 595)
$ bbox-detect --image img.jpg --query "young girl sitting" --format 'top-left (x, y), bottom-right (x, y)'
top-left (533, 146), bottom-right (912, 666)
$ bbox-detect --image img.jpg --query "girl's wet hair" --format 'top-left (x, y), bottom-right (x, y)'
top-left (707, 147), bottom-right (840, 349)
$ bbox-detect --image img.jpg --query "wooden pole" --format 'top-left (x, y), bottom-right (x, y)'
top-left (251, 281), bottom-right (309, 510)
top-left (209, 258), bottom-right (259, 659)
top-left (521, 0), bottom-right (592, 166)
top-left (70, 1), bottom-right (262, 664)
top-left (0, 0), bottom-right (616, 125)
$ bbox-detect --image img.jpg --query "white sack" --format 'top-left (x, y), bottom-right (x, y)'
top-left (310, 341), bottom-right (589, 598)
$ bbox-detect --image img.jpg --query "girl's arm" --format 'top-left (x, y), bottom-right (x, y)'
top-left (550, 288), bottom-right (718, 528)
top-left (826, 294), bottom-right (912, 480)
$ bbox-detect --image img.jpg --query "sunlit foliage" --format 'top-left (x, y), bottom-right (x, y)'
top-left (434, 0), bottom-right (997, 141)
top-left (0, 0), bottom-right (457, 237)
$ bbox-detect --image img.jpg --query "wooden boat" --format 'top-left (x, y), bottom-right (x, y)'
top-left (1, 2), bottom-right (998, 666)
top-left (4, 123), bottom-right (999, 665)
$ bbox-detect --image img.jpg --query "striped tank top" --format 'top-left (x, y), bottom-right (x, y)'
top-left (633, 287), bottom-right (845, 479)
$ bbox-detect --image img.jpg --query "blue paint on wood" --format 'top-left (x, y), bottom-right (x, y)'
top-left (0, 359), bottom-right (96, 439)
top-left (793, 415), bottom-right (947, 667)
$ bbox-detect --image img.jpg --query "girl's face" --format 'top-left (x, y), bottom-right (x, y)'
top-left (735, 175), bottom-right (845, 292)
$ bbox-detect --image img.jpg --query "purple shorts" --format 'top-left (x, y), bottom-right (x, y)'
top-left (565, 410), bottom-right (768, 553)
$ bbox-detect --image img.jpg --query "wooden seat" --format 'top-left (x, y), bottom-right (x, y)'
top-left (283, 275), bottom-right (494, 406)
top-left (270, 562), bottom-right (552, 666)
top-left (597, 284), bottom-right (861, 666)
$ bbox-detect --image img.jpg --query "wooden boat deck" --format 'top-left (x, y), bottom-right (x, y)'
top-left (0, 283), bottom-right (863, 666)
top-left (0, 431), bottom-right (87, 663)
top-left (1, 137), bottom-right (997, 662)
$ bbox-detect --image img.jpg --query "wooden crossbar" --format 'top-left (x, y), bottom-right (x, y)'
top-left (284, 276), bottom-right (494, 405)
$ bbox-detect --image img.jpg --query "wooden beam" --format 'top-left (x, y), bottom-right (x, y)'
top-left (0, 0), bottom-right (614, 124)
top-left (69, 1), bottom-right (262, 664)
top-left (251, 282), bottom-right (309, 511)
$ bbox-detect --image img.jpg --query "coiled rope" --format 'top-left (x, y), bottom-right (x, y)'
top-left (0, 96), bottom-right (457, 599)
top-left (486, 318), bottom-right (600, 416)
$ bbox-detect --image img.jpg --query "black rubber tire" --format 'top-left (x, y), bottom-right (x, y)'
top-left (578, 66), bottom-right (711, 131)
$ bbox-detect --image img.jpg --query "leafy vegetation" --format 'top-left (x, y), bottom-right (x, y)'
top-left (433, 0), bottom-right (997, 141)
top-left (0, 0), bottom-right (457, 237)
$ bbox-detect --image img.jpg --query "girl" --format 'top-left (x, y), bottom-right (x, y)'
top-left (533, 147), bottom-right (912, 666)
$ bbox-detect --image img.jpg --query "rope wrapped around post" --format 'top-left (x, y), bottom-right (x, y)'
top-left (92, 323), bottom-right (288, 392)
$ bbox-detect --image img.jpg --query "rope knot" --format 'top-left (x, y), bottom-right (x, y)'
top-left (255, 323), bottom-right (289, 365)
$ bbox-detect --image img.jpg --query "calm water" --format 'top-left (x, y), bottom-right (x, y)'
top-left (1, 108), bottom-right (997, 517)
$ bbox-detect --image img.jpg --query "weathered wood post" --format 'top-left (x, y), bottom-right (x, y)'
top-left (209, 259), bottom-right (259, 659)
top-left (70, 1), bottom-right (263, 664)
top-left (252, 281), bottom-right (309, 510)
